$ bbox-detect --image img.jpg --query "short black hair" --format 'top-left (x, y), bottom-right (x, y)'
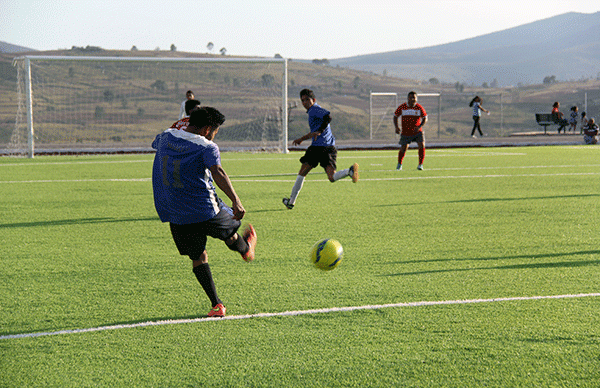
top-left (408, 91), bottom-right (417, 98)
top-left (184, 99), bottom-right (201, 115)
top-left (300, 88), bottom-right (316, 100)
top-left (189, 106), bottom-right (225, 128)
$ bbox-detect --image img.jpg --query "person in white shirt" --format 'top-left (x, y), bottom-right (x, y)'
top-left (179, 90), bottom-right (196, 119)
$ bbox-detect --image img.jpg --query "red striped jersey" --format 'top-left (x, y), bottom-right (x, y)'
top-left (170, 117), bottom-right (190, 131)
top-left (394, 103), bottom-right (427, 136)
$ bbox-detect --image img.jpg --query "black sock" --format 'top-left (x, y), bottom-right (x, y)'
top-left (225, 233), bottom-right (249, 255)
top-left (192, 263), bottom-right (221, 307)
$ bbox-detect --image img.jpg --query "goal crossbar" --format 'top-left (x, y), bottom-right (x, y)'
top-left (13, 56), bottom-right (287, 64)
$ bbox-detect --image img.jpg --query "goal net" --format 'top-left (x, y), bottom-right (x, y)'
top-left (369, 91), bottom-right (441, 141)
top-left (10, 56), bottom-right (288, 157)
top-left (369, 92), bottom-right (398, 140)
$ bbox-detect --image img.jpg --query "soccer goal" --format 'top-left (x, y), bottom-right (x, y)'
top-left (369, 92), bottom-right (398, 140)
top-left (10, 56), bottom-right (289, 157)
top-left (369, 91), bottom-right (441, 140)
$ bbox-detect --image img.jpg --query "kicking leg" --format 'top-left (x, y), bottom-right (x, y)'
top-left (329, 164), bottom-right (359, 183)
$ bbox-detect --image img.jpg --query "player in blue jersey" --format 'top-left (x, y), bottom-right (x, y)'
top-left (282, 89), bottom-right (359, 209)
top-left (152, 106), bottom-right (257, 318)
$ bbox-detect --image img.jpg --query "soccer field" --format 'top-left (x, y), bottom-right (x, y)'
top-left (1, 146), bottom-right (599, 387)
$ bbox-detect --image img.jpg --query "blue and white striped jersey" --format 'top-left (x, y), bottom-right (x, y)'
top-left (152, 128), bottom-right (221, 224)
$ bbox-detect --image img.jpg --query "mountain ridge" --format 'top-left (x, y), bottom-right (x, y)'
top-left (0, 41), bottom-right (37, 54)
top-left (329, 12), bottom-right (600, 86)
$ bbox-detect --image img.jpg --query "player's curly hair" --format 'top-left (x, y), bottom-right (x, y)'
top-left (184, 99), bottom-right (201, 116)
top-left (189, 106), bottom-right (225, 128)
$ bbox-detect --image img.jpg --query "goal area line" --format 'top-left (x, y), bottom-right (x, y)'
top-left (2, 293), bottom-right (599, 340)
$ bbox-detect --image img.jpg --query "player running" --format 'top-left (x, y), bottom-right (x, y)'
top-left (282, 88), bottom-right (359, 210)
top-left (393, 91), bottom-right (428, 171)
top-left (152, 106), bottom-right (257, 318)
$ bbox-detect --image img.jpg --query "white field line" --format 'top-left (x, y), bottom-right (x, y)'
top-left (0, 160), bottom-right (151, 167)
top-left (1, 145), bottom-right (597, 167)
top-left (2, 293), bottom-right (599, 340)
top-left (2, 167), bottom-right (600, 184)
top-left (0, 178), bottom-right (151, 184)
top-left (0, 151), bottom-right (527, 167)
top-left (230, 171), bottom-right (600, 183)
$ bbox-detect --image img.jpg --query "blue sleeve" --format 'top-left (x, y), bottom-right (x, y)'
top-left (314, 105), bottom-right (330, 119)
top-left (151, 133), bottom-right (160, 150)
top-left (203, 143), bottom-right (221, 168)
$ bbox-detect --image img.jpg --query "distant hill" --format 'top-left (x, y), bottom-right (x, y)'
top-left (0, 41), bottom-right (36, 54)
top-left (329, 12), bottom-right (600, 87)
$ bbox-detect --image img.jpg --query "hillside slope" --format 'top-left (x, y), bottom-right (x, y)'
top-left (0, 41), bottom-right (36, 54)
top-left (330, 12), bottom-right (600, 86)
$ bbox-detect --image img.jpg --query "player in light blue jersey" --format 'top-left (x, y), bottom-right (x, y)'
top-left (152, 107), bottom-right (257, 318)
top-left (282, 89), bottom-right (359, 209)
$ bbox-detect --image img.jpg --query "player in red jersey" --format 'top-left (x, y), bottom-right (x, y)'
top-left (170, 99), bottom-right (201, 131)
top-left (393, 91), bottom-right (428, 170)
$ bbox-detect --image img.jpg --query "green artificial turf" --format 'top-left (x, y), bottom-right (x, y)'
top-left (1, 146), bottom-right (599, 387)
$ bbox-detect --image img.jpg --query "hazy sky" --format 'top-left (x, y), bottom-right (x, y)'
top-left (1, 0), bottom-right (598, 59)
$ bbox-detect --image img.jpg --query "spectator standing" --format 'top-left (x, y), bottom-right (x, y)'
top-left (569, 106), bottom-right (579, 133)
top-left (179, 90), bottom-right (196, 119)
top-left (580, 111), bottom-right (589, 134)
top-left (469, 96), bottom-right (490, 138)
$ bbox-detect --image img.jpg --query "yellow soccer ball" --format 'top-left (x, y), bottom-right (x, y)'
top-left (310, 239), bottom-right (343, 271)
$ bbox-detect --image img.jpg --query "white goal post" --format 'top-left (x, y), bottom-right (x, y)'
top-left (370, 91), bottom-right (441, 140)
top-left (369, 92), bottom-right (397, 140)
top-left (11, 56), bottom-right (289, 157)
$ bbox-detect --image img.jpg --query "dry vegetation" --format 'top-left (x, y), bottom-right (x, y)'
top-left (1, 48), bottom-right (599, 150)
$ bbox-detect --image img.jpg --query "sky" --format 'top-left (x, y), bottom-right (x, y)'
top-left (1, 0), bottom-right (598, 59)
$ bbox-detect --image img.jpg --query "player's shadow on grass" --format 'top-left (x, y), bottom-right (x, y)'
top-left (374, 193), bottom-right (600, 207)
top-left (0, 216), bottom-right (159, 229)
top-left (445, 193), bottom-right (600, 203)
top-left (383, 249), bottom-right (600, 276)
top-left (250, 208), bottom-right (288, 214)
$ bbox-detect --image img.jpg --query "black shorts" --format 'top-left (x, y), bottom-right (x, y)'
top-left (299, 145), bottom-right (337, 170)
top-left (399, 132), bottom-right (425, 146)
top-left (169, 206), bottom-right (241, 258)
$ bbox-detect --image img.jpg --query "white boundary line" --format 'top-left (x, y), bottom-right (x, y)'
top-left (2, 293), bottom-right (599, 340)
top-left (2, 170), bottom-right (600, 185)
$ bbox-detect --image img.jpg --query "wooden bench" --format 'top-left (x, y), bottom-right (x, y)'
top-left (535, 113), bottom-right (567, 134)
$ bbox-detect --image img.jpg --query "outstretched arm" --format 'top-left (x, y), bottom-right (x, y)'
top-left (293, 115), bottom-right (331, 145)
top-left (210, 164), bottom-right (245, 220)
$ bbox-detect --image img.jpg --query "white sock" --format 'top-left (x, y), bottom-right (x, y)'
top-left (333, 169), bottom-right (349, 182)
top-left (289, 175), bottom-right (305, 204)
